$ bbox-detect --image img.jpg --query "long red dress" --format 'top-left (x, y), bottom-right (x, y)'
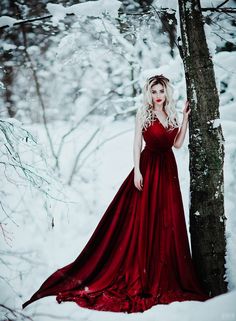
top-left (22, 117), bottom-right (210, 313)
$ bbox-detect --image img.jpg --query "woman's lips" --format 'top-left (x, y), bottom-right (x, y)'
top-left (156, 99), bottom-right (162, 102)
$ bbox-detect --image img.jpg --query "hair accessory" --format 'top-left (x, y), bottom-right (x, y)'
top-left (148, 74), bottom-right (170, 83)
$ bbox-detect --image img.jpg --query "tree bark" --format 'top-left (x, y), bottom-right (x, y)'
top-left (160, 10), bottom-right (177, 57)
top-left (178, 0), bottom-right (228, 296)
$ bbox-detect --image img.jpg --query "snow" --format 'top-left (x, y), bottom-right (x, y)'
top-left (212, 118), bottom-right (221, 129)
top-left (46, 0), bottom-right (122, 25)
top-left (66, 0), bottom-right (121, 18)
top-left (0, 15), bottom-right (20, 27)
top-left (206, 118), bottom-right (221, 129)
top-left (2, 43), bottom-right (17, 50)
top-left (2, 117), bottom-right (23, 126)
top-left (1, 0), bottom-right (122, 27)
top-left (20, 289), bottom-right (236, 321)
top-left (153, 0), bottom-right (177, 10)
top-left (46, 3), bottom-right (66, 25)
top-left (0, 1), bottom-right (236, 320)
top-left (201, 0), bottom-right (232, 6)
top-left (1, 113), bottom-right (236, 320)
top-left (204, 23), bottom-right (217, 57)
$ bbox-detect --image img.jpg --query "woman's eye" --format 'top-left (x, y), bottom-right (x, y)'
top-left (151, 90), bottom-right (164, 94)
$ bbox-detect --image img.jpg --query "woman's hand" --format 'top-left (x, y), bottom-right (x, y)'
top-left (183, 100), bottom-right (191, 122)
top-left (134, 169), bottom-right (143, 191)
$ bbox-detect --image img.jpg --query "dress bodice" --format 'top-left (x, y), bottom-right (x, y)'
top-left (142, 118), bottom-right (179, 152)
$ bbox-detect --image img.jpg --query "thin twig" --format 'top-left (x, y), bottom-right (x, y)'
top-left (21, 26), bottom-right (57, 163)
top-left (77, 127), bottom-right (133, 172)
top-left (201, 7), bottom-right (236, 13)
top-left (68, 127), bottom-right (101, 185)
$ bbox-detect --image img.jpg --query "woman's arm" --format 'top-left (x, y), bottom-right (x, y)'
top-left (133, 112), bottom-right (144, 191)
top-left (174, 101), bottom-right (191, 149)
top-left (133, 112), bottom-right (143, 172)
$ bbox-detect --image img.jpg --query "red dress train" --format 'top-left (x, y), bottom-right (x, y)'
top-left (22, 118), bottom-right (210, 313)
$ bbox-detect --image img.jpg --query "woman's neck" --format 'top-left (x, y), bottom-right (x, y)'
top-left (153, 104), bottom-right (164, 113)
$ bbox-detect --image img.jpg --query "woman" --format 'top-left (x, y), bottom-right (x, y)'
top-left (22, 75), bottom-right (210, 313)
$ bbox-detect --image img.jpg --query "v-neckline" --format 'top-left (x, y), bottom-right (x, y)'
top-left (154, 116), bottom-right (169, 130)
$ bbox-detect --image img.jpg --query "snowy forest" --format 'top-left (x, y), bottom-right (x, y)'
top-left (0, 0), bottom-right (236, 320)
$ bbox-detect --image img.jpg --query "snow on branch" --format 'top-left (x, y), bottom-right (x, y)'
top-left (0, 119), bottom-right (65, 201)
top-left (0, 16), bottom-right (21, 28)
top-left (0, 0), bottom-right (234, 30)
top-left (47, 0), bottom-right (122, 23)
top-left (0, 0), bottom-right (122, 28)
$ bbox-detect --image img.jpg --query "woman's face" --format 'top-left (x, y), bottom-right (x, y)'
top-left (151, 83), bottom-right (166, 106)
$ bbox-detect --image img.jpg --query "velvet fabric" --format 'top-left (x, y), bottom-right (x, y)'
top-left (22, 118), bottom-right (210, 313)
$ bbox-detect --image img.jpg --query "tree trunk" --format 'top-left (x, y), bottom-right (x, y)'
top-left (2, 64), bottom-right (16, 118)
top-left (178, 0), bottom-right (228, 296)
top-left (160, 10), bottom-right (177, 57)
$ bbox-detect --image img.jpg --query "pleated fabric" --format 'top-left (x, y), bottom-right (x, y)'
top-left (22, 118), bottom-right (210, 313)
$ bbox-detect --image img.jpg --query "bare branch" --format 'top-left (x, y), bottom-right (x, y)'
top-left (54, 78), bottom-right (139, 169)
top-left (0, 304), bottom-right (34, 321)
top-left (0, 3), bottom-right (234, 34)
top-left (20, 26), bottom-right (58, 163)
top-left (201, 7), bottom-right (236, 13)
top-left (0, 14), bottom-right (53, 30)
top-left (0, 119), bottom-right (71, 237)
top-left (68, 127), bottom-right (101, 185)
top-left (0, 11), bottom-right (151, 31)
top-left (0, 222), bottom-right (13, 245)
top-left (77, 127), bottom-right (133, 173)
top-left (151, 5), bottom-right (182, 57)
top-left (216, 0), bottom-right (230, 9)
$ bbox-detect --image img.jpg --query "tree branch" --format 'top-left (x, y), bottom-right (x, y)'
top-left (1, 4), bottom-right (235, 32)
top-left (68, 127), bottom-right (101, 186)
top-left (216, 0), bottom-right (230, 9)
top-left (77, 127), bottom-right (133, 173)
top-left (201, 7), bottom-right (236, 13)
top-left (0, 11), bottom-right (154, 30)
top-left (20, 25), bottom-right (58, 164)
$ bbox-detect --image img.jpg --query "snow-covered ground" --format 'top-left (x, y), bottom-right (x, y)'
top-left (21, 289), bottom-right (236, 321)
top-left (1, 111), bottom-right (235, 320)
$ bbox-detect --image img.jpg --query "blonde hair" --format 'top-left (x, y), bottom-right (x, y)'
top-left (137, 75), bottom-right (180, 132)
